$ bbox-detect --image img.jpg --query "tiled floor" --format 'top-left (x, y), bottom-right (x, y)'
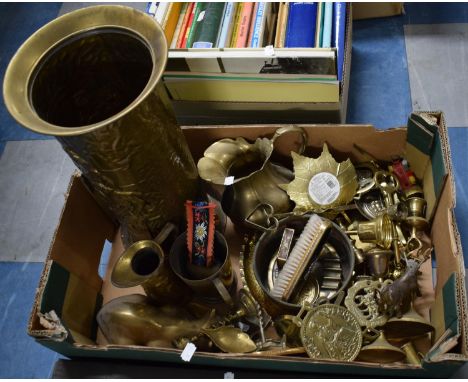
top-left (0, 2), bottom-right (468, 378)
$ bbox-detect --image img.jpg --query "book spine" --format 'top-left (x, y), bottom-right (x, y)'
top-left (230, 3), bottom-right (244, 47)
top-left (193, 2), bottom-right (226, 48)
top-left (154, 2), bottom-right (169, 25)
top-left (146, 2), bottom-right (158, 16)
top-left (186, 2), bottom-right (204, 48)
top-left (250, 2), bottom-right (265, 48)
top-left (278, 3), bottom-right (289, 48)
top-left (164, 3), bottom-right (183, 45)
top-left (315, 2), bottom-right (324, 47)
top-left (332, 2), bottom-right (346, 81)
top-left (217, 2), bottom-right (237, 48)
top-left (285, 2), bottom-right (317, 48)
top-left (247, 3), bottom-right (259, 47)
top-left (177, 2), bottom-right (195, 48)
top-left (171, 3), bottom-right (188, 49)
top-left (322, 3), bottom-right (333, 48)
top-left (235, 2), bottom-right (255, 48)
top-left (214, 3), bottom-right (228, 47)
top-left (274, 2), bottom-right (284, 47)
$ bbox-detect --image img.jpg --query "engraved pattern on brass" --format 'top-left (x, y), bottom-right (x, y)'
top-left (344, 279), bottom-right (390, 329)
top-left (300, 304), bottom-right (362, 361)
top-left (3, 6), bottom-right (198, 245)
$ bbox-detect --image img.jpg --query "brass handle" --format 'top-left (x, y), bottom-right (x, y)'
top-left (211, 277), bottom-right (233, 306)
top-left (271, 125), bottom-right (308, 155)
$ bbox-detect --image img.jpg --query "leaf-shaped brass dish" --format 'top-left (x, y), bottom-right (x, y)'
top-left (285, 144), bottom-right (358, 213)
top-left (201, 327), bottom-right (257, 353)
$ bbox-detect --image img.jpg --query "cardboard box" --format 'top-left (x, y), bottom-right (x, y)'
top-left (164, 6), bottom-right (352, 125)
top-left (352, 3), bottom-right (404, 20)
top-left (28, 112), bottom-right (467, 377)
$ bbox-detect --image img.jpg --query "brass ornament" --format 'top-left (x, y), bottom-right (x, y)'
top-left (200, 327), bottom-right (257, 353)
top-left (285, 144), bottom-right (358, 213)
top-left (3, 5), bottom-right (198, 245)
top-left (197, 125), bottom-right (307, 230)
top-left (111, 239), bottom-right (192, 305)
top-left (344, 279), bottom-right (390, 329)
top-left (298, 303), bottom-right (362, 362)
top-left (97, 294), bottom-right (214, 347)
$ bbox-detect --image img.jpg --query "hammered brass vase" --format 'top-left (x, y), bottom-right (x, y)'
top-left (3, 5), bottom-right (198, 245)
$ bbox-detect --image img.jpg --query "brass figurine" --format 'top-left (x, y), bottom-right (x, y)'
top-left (97, 294), bottom-right (214, 347)
top-left (378, 258), bottom-right (424, 318)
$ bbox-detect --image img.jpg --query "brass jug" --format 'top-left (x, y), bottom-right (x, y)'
top-left (3, 5), bottom-right (198, 245)
top-left (197, 126), bottom-right (308, 230)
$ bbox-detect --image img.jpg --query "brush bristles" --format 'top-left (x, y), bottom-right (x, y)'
top-left (271, 214), bottom-right (329, 301)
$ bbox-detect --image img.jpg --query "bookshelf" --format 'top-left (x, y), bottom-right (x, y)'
top-left (147, 2), bottom-right (352, 125)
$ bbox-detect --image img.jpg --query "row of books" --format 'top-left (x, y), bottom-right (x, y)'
top-left (146, 2), bottom-right (345, 51)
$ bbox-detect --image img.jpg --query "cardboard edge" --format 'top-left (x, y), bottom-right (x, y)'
top-left (28, 172), bottom-right (81, 339)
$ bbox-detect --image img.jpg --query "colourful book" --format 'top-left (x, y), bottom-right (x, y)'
top-left (285, 2), bottom-right (317, 48)
top-left (250, 2), bottom-right (265, 48)
top-left (332, 2), bottom-right (346, 81)
top-left (230, 3), bottom-right (244, 47)
top-left (177, 2), bottom-right (195, 48)
top-left (322, 2), bottom-right (333, 48)
top-left (182, 3), bottom-right (197, 48)
top-left (217, 2), bottom-right (238, 48)
top-left (247, 3), bottom-right (259, 47)
top-left (163, 3), bottom-right (183, 46)
top-left (235, 2), bottom-right (255, 48)
top-left (192, 2), bottom-right (226, 48)
top-left (278, 3), bottom-right (289, 48)
top-left (171, 3), bottom-right (189, 49)
top-left (315, 2), bottom-right (325, 47)
top-left (186, 3), bottom-right (207, 48)
top-left (274, 2), bottom-right (285, 47)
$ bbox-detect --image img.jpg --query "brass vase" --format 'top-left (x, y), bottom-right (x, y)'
top-left (3, 5), bottom-right (198, 245)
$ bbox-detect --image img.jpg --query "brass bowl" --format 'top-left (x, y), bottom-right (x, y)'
top-left (246, 215), bottom-right (355, 318)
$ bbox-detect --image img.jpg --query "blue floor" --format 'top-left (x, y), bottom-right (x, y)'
top-left (1, 2), bottom-right (468, 378)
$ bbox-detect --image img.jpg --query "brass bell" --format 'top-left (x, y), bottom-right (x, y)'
top-left (358, 331), bottom-right (406, 363)
top-left (365, 248), bottom-right (392, 279)
top-left (384, 304), bottom-right (434, 341)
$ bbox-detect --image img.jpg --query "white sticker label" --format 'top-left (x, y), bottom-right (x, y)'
top-left (308, 172), bottom-right (340, 206)
top-left (180, 342), bottom-right (197, 362)
top-left (197, 10), bottom-right (205, 22)
top-left (264, 45), bottom-right (275, 56)
top-left (224, 372), bottom-right (235, 379)
top-left (224, 176), bottom-right (235, 185)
